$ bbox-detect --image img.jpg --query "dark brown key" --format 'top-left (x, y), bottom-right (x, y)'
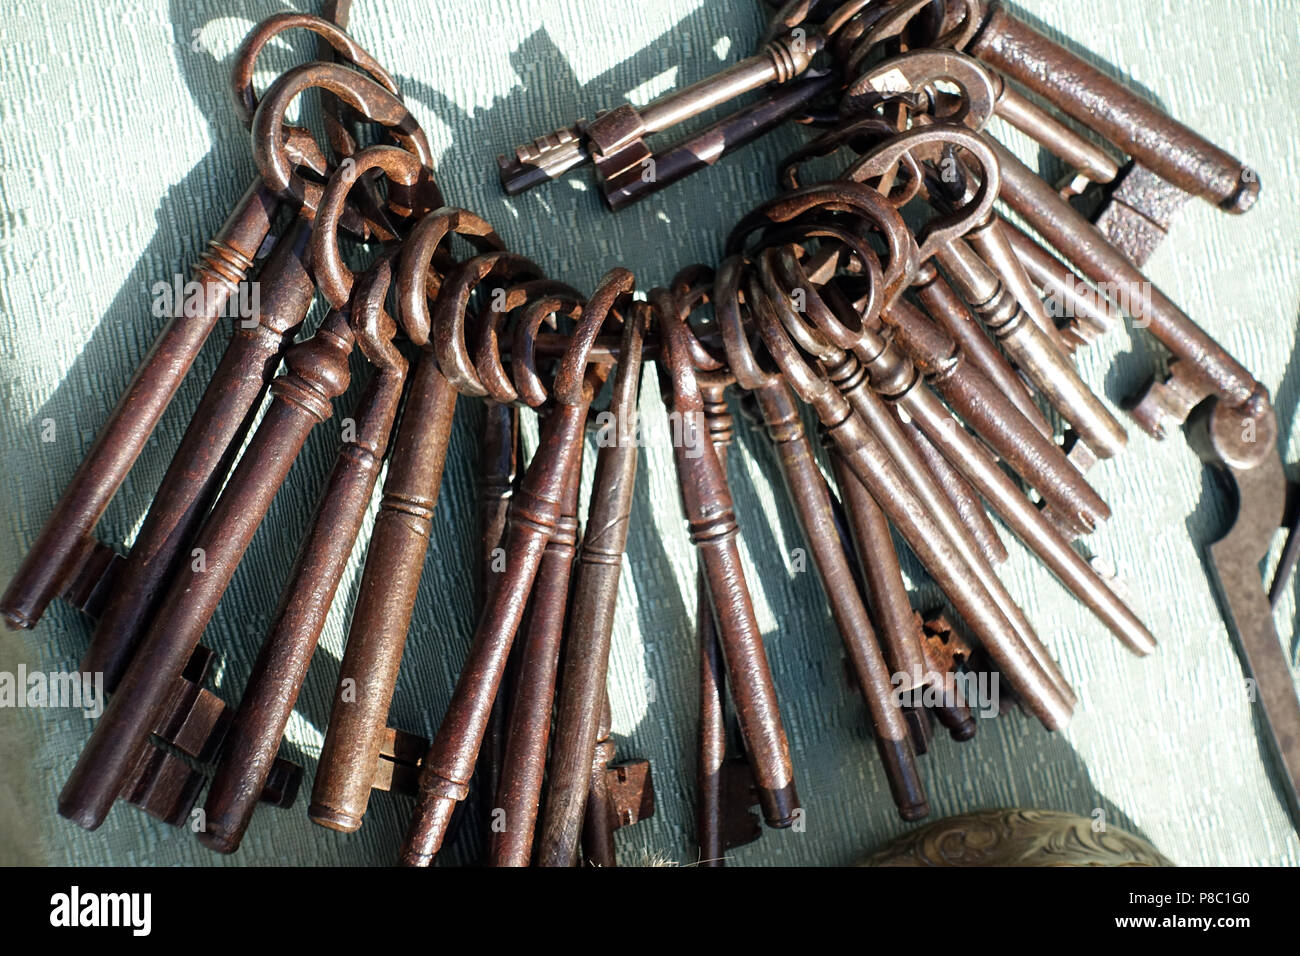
top-left (488, 427), bottom-right (585, 866)
top-left (713, 261), bottom-right (927, 820)
top-left (478, 400), bottom-right (520, 832)
top-left (722, 209), bottom-right (1073, 728)
top-left (1, 180), bottom-right (279, 631)
top-left (402, 269), bottom-right (632, 866)
top-left (58, 307), bottom-right (357, 831)
top-left (533, 298), bottom-right (646, 867)
top-left (985, 136), bottom-right (1267, 435)
top-left (308, 208), bottom-right (506, 833)
top-left (964, 0), bottom-right (1259, 213)
top-left (199, 254), bottom-right (408, 853)
top-left (307, 348), bottom-right (457, 833)
top-left (83, 219), bottom-right (316, 691)
top-left (753, 250), bottom-right (1075, 712)
top-left (911, 260), bottom-right (1051, 439)
top-left (652, 286), bottom-right (800, 828)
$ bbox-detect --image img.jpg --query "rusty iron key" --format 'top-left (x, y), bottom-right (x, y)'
top-left (534, 299), bottom-right (646, 867)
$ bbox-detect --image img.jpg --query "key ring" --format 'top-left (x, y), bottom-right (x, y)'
top-left (252, 62), bottom-right (431, 222)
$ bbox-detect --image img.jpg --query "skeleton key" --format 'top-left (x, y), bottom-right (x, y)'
top-left (308, 206), bottom-right (506, 832)
top-left (59, 308), bottom-right (357, 831)
top-left (488, 425), bottom-right (585, 867)
top-left (534, 297), bottom-right (647, 867)
top-left (200, 252), bottom-right (409, 854)
top-left (84, 219), bottom-right (315, 692)
top-left (478, 400), bottom-right (521, 832)
top-left (1, 180), bottom-right (278, 631)
top-left (744, 361), bottom-right (929, 820)
top-left (833, 289), bottom-right (1156, 656)
top-left (402, 270), bottom-right (631, 866)
top-left (985, 135), bottom-right (1268, 436)
top-left (652, 286), bottom-right (802, 828)
top-left (724, 203), bottom-right (1073, 728)
top-left (962, 0), bottom-right (1259, 213)
top-left (498, 31), bottom-right (819, 195)
top-left (749, 248), bottom-right (1076, 713)
top-left (677, 312), bottom-right (763, 867)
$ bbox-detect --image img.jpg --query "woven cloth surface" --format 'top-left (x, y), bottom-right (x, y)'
top-left (0, 0), bottom-right (1298, 866)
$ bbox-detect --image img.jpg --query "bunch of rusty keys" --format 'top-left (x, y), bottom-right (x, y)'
top-left (0, 12), bottom-right (400, 636)
top-left (2, 11), bottom-right (421, 833)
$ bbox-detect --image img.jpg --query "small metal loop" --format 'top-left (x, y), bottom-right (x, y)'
top-left (434, 252), bottom-right (547, 398)
top-left (745, 265), bottom-right (836, 409)
top-left (844, 49), bottom-right (997, 128)
top-left (252, 62), bottom-right (432, 220)
top-left (840, 123), bottom-right (998, 265)
top-left (348, 249), bottom-right (403, 372)
top-left (480, 280), bottom-right (583, 404)
top-left (396, 207), bottom-right (504, 344)
top-left (510, 291), bottom-right (587, 407)
top-left (757, 248), bottom-right (837, 361)
top-left (715, 255), bottom-right (780, 391)
top-left (230, 12), bottom-right (399, 130)
top-left (727, 180), bottom-right (915, 307)
top-left (778, 116), bottom-right (901, 191)
top-left (312, 146), bottom-right (446, 309)
top-left (552, 267), bottom-right (636, 406)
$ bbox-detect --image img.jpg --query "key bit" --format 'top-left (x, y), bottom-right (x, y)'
top-left (498, 32), bottom-right (820, 195)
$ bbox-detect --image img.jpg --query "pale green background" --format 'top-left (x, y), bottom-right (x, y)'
top-left (0, 0), bottom-right (1298, 866)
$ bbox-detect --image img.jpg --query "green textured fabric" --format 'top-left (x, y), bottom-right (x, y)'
top-left (1, 0), bottom-right (1298, 867)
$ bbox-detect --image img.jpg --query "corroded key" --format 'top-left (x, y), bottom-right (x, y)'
top-left (751, 247), bottom-right (1076, 711)
top-left (402, 270), bottom-right (631, 866)
top-left (653, 285), bottom-right (802, 829)
top-left (59, 308), bottom-right (357, 831)
top-left (726, 183), bottom-right (1073, 729)
top-left (962, 0), bottom-right (1259, 212)
top-left (84, 219), bottom-right (315, 691)
top-left (488, 424), bottom-right (585, 867)
top-left (499, 31), bottom-right (819, 195)
top-left (533, 296), bottom-right (646, 867)
top-left (199, 253), bottom-right (409, 854)
top-left (1, 180), bottom-right (278, 631)
top-left (771, 247), bottom-right (1154, 656)
top-left (307, 204), bottom-right (505, 832)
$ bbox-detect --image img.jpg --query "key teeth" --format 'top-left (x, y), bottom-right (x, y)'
top-left (498, 126), bottom-right (589, 194)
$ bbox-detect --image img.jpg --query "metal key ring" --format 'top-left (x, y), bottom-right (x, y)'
top-left (552, 268), bottom-right (636, 406)
top-left (668, 264), bottom-right (730, 383)
top-left (348, 248), bottom-right (406, 375)
top-left (312, 145), bottom-right (447, 310)
top-left (840, 123), bottom-right (998, 266)
top-left (726, 180), bottom-right (915, 307)
top-left (844, 48), bottom-right (997, 126)
top-left (714, 255), bottom-right (783, 392)
top-left (230, 12), bottom-right (399, 130)
top-left (504, 283), bottom-right (587, 407)
top-left (252, 62), bottom-right (431, 221)
top-left (433, 252), bottom-right (549, 397)
top-left (395, 206), bottom-right (504, 345)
